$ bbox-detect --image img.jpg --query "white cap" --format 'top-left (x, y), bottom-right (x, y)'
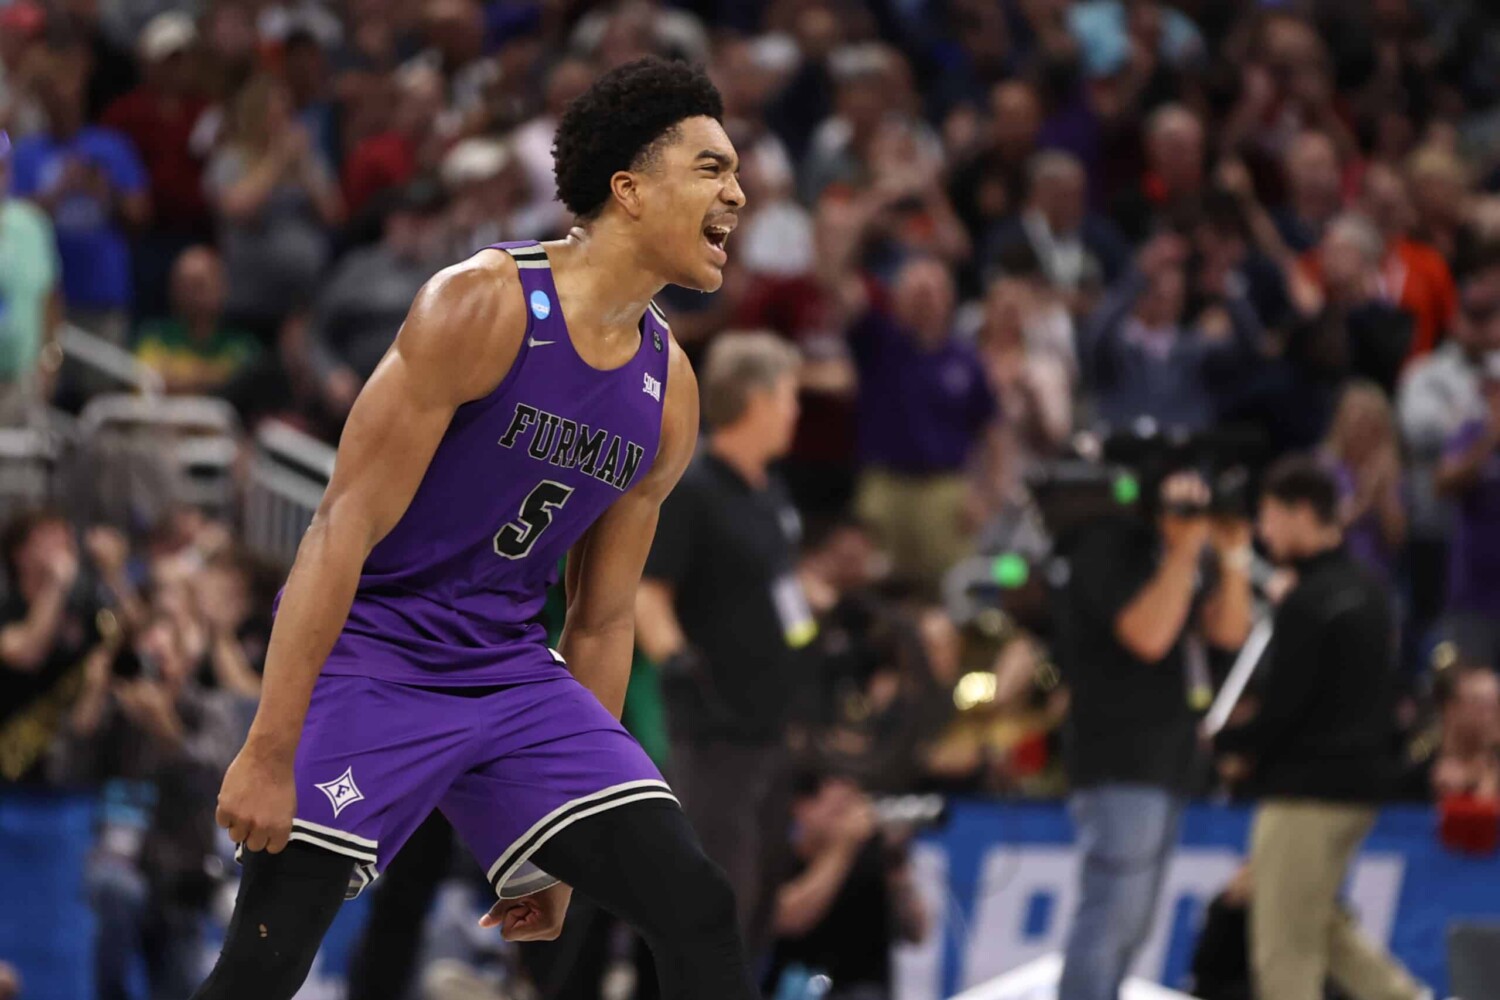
top-left (139, 12), bottom-right (197, 63)
top-left (441, 138), bottom-right (511, 188)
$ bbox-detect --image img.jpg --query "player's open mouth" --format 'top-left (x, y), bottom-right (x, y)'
top-left (703, 224), bottom-right (731, 264)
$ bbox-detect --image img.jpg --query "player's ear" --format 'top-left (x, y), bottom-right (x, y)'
top-left (610, 170), bottom-right (645, 219)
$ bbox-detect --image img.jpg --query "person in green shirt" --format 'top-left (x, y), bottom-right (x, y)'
top-left (134, 246), bottom-right (262, 395)
top-left (0, 130), bottom-right (62, 425)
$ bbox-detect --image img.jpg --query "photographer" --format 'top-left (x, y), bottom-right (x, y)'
top-left (767, 771), bottom-right (926, 1000)
top-left (0, 509), bottom-right (108, 785)
top-left (1052, 471), bottom-right (1253, 1000)
top-left (55, 613), bottom-right (250, 1000)
top-left (1216, 457), bottom-right (1425, 1000)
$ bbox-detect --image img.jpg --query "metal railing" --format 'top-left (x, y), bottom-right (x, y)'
top-left (245, 420), bottom-right (335, 567)
top-left (59, 323), bottom-right (164, 397)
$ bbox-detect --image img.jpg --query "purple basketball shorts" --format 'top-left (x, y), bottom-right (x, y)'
top-left (248, 670), bottom-right (676, 901)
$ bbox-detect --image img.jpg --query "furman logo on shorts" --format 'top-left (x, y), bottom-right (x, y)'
top-left (315, 767), bottom-right (365, 817)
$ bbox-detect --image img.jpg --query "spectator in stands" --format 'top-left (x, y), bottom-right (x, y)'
top-left (58, 0), bottom-right (137, 121)
top-left (55, 612), bottom-right (249, 1000)
top-left (947, 80), bottom-right (1042, 251)
top-left (199, 2), bottom-right (256, 108)
top-left (0, 128), bottom-right (60, 426)
top-left (848, 256), bottom-right (999, 596)
top-left (1112, 104), bottom-right (1205, 244)
top-left (1360, 162), bottom-right (1458, 363)
top-left (1274, 131), bottom-right (1346, 256)
top-left (0, 509), bottom-right (106, 785)
top-left (403, 0), bottom-right (497, 125)
top-left (1081, 233), bottom-right (1261, 432)
top-left (134, 246), bottom-right (261, 396)
top-left (1406, 144), bottom-right (1480, 277)
top-left (1406, 665), bottom-right (1500, 802)
top-left (1321, 381), bottom-right (1407, 585)
top-left (974, 274), bottom-right (1073, 505)
top-left (799, 46), bottom-right (907, 205)
top-left (767, 771), bottom-right (926, 1000)
top-left (0, 2), bottom-right (47, 139)
top-left (341, 61), bottom-right (444, 220)
top-left (195, 546), bottom-right (266, 695)
top-left (204, 73), bottom-right (342, 341)
top-left (101, 12), bottom-right (211, 320)
top-left (441, 137), bottom-right (524, 255)
top-left (983, 151), bottom-right (1128, 306)
top-left (510, 57), bottom-right (594, 238)
top-left (301, 180), bottom-right (448, 422)
top-left (283, 29), bottom-right (339, 172)
top-left (1435, 356), bottom-right (1500, 666)
top-left (10, 44), bottom-right (149, 344)
top-left (1285, 213), bottom-right (1412, 404)
top-left (1399, 259), bottom-right (1500, 632)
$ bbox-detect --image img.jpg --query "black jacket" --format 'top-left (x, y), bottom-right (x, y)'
top-left (1217, 545), bottom-right (1399, 802)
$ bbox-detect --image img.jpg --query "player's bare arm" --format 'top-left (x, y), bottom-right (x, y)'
top-left (560, 338), bottom-right (699, 718)
top-left (216, 254), bottom-right (528, 854)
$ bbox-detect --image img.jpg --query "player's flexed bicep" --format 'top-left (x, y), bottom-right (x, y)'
top-left (559, 341), bottom-right (699, 718)
top-left (217, 256), bottom-right (527, 855)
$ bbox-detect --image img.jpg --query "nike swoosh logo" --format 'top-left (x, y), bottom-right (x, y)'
top-left (528, 338), bottom-right (555, 348)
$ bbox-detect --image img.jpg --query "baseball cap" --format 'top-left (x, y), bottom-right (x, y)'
top-left (138, 11), bottom-right (197, 63)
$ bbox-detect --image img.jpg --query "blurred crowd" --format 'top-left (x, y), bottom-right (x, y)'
top-left (3, 0), bottom-right (1500, 997)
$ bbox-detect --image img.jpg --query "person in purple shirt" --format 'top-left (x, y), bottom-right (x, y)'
top-left (1320, 381), bottom-right (1407, 586)
top-left (847, 256), bottom-right (1000, 595)
top-left (1436, 357), bottom-right (1500, 666)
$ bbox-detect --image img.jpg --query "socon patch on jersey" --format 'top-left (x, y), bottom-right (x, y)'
top-left (529, 289), bottom-right (552, 320)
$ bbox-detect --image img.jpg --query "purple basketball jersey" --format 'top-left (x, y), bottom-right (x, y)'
top-left (320, 241), bottom-right (672, 685)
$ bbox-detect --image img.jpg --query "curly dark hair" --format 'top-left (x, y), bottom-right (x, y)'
top-left (551, 57), bottom-right (723, 220)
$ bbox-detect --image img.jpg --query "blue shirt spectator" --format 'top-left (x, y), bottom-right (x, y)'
top-left (11, 46), bottom-right (148, 328)
top-left (1080, 236), bottom-right (1261, 432)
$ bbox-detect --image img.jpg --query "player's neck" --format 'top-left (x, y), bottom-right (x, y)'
top-left (545, 226), bottom-right (664, 337)
top-left (708, 432), bottom-right (770, 490)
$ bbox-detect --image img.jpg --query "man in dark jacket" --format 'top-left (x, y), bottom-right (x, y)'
top-left (1217, 457), bottom-right (1427, 1000)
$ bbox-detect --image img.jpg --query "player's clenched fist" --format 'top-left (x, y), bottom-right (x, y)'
top-left (480, 883), bottom-right (573, 942)
top-left (216, 746), bottom-right (296, 854)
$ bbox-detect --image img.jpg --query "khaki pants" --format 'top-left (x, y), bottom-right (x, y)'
top-left (1250, 800), bottom-right (1424, 1000)
top-left (854, 468), bottom-right (973, 598)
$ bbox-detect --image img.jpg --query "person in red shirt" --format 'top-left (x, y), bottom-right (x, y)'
top-left (1361, 161), bottom-right (1458, 362)
top-left (102, 13), bottom-right (208, 237)
top-left (341, 63), bottom-right (445, 219)
top-left (101, 12), bottom-right (210, 319)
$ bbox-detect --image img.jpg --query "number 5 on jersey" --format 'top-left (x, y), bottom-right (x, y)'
top-left (494, 481), bottom-right (575, 559)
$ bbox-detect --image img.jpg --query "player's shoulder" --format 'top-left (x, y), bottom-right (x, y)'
top-left (397, 249), bottom-right (529, 401)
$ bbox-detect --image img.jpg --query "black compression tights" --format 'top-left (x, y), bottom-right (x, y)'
top-left (190, 800), bottom-right (758, 1000)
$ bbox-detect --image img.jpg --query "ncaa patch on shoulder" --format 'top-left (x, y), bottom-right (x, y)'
top-left (529, 289), bottom-right (552, 320)
top-left (653, 329), bottom-right (663, 351)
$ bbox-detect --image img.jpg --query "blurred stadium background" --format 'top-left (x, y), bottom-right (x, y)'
top-left (1, 0), bottom-right (1500, 998)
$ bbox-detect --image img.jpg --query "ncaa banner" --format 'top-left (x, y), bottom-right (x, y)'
top-left (892, 801), bottom-right (1500, 999)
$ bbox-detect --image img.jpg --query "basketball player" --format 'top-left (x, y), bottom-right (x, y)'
top-left (191, 58), bottom-right (757, 1000)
